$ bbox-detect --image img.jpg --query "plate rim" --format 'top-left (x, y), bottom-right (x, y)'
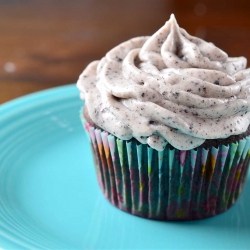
top-left (0, 84), bottom-right (77, 116)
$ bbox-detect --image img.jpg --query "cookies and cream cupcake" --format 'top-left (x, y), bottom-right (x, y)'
top-left (77, 14), bottom-right (250, 220)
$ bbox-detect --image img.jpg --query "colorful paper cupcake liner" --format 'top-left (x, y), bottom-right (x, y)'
top-left (81, 115), bottom-right (250, 220)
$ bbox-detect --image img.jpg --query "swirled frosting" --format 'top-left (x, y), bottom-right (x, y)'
top-left (77, 14), bottom-right (250, 151)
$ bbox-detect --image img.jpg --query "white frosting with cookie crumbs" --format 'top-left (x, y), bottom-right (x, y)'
top-left (77, 14), bottom-right (250, 151)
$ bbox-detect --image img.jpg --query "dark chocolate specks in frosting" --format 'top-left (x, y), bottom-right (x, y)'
top-left (77, 14), bottom-right (250, 151)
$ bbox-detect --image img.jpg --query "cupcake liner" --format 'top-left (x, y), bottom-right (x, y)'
top-left (82, 117), bottom-right (250, 220)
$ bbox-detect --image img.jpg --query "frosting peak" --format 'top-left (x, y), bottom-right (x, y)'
top-left (77, 14), bottom-right (250, 151)
top-left (140, 14), bottom-right (246, 74)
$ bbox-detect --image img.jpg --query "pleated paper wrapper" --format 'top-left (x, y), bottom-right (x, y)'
top-left (82, 118), bottom-right (250, 220)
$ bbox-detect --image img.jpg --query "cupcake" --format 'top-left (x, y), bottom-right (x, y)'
top-left (77, 14), bottom-right (250, 220)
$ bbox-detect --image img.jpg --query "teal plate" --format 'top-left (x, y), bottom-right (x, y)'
top-left (0, 85), bottom-right (250, 249)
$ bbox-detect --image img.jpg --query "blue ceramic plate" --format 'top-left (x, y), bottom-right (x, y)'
top-left (0, 85), bottom-right (250, 249)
